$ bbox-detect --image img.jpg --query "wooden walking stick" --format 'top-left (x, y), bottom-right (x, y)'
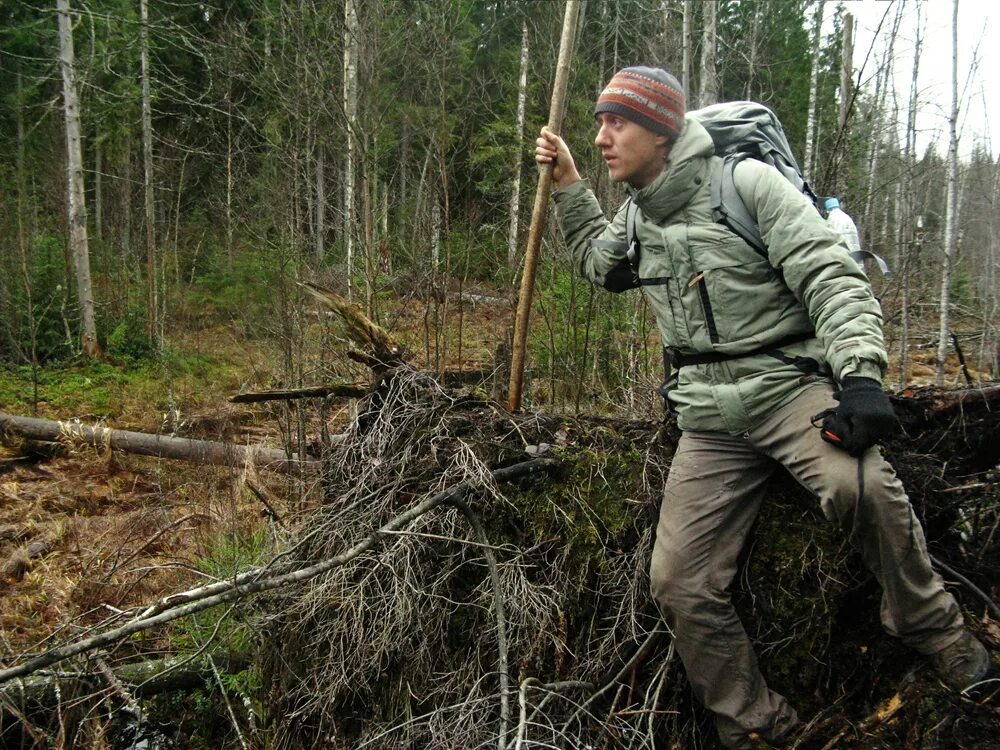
top-left (507, 0), bottom-right (582, 413)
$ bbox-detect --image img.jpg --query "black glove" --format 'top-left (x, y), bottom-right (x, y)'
top-left (816, 376), bottom-right (898, 456)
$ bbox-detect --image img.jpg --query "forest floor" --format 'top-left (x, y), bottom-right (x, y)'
top-left (0, 291), bottom-right (516, 659)
top-left (0, 291), bottom-right (997, 749)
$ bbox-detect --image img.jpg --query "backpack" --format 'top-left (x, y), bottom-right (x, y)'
top-left (620, 101), bottom-right (890, 278)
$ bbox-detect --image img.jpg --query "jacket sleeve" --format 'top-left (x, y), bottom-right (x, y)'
top-left (552, 180), bottom-right (636, 293)
top-left (734, 160), bottom-right (887, 383)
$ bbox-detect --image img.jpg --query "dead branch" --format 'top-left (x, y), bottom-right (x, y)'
top-left (0, 412), bottom-right (318, 474)
top-left (0, 457), bottom-right (557, 687)
top-left (300, 282), bottom-right (405, 370)
top-left (229, 383), bottom-right (369, 403)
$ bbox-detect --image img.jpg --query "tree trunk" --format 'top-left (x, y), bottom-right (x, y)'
top-left (935, 0), bottom-right (961, 385)
top-left (94, 137), bottom-right (102, 243)
top-left (226, 87), bottom-right (234, 263)
top-left (0, 412), bottom-right (317, 474)
top-left (141, 0), bottom-right (158, 346)
top-left (862, 13), bottom-right (900, 248)
top-left (316, 142), bottom-right (326, 264)
top-left (507, 20), bottom-right (529, 270)
top-left (744, 1), bottom-right (763, 99)
top-left (803, 1), bottom-right (824, 185)
top-left (56, 0), bottom-right (100, 358)
top-left (979, 155), bottom-right (1000, 379)
top-left (897, 5), bottom-right (923, 389)
top-left (343, 0), bottom-right (359, 301)
top-left (836, 10), bottom-right (855, 195)
top-left (698, 1), bottom-right (718, 107)
top-left (682, 0), bottom-right (692, 103)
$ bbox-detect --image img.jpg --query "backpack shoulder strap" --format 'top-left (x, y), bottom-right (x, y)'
top-left (710, 153), bottom-right (767, 256)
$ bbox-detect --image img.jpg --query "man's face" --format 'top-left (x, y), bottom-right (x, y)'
top-left (594, 113), bottom-right (669, 189)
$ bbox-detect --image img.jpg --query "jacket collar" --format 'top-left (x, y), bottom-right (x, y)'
top-left (627, 118), bottom-right (715, 223)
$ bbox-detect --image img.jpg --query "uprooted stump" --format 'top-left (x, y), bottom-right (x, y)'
top-left (255, 366), bottom-right (1000, 750)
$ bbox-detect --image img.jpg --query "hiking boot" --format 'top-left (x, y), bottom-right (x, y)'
top-left (928, 630), bottom-right (991, 691)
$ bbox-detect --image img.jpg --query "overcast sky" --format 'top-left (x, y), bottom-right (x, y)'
top-left (836, 0), bottom-right (996, 159)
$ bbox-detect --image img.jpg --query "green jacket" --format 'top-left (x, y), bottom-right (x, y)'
top-left (553, 118), bottom-right (887, 434)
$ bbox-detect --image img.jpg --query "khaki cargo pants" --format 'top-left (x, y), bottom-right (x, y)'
top-left (649, 384), bottom-right (964, 749)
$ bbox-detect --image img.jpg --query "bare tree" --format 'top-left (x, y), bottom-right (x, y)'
top-left (698, 1), bottom-right (718, 107)
top-left (897, 5), bottom-right (923, 390)
top-left (507, 20), bottom-right (529, 271)
top-left (836, 11), bottom-right (855, 195)
top-left (343, 0), bottom-right (359, 301)
top-left (140, 0), bottom-right (158, 345)
top-left (936, 0), bottom-right (961, 384)
top-left (682, 0), bottom-right (693, 100)
top-left (56, 0), bottom-right (100, 358)
top-left (803, 1), bottom-right (824, 185)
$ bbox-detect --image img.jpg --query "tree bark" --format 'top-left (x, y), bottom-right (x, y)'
top-left (935, 0), bottom-right (961, 385)
top-left (897, 6), bottom-right (923, 390)
top-left (316, 141), bottom-right (326, 263)
top-left (681, 0), bottom-right (692, 104)
top-left (343, 0), bottom-right (359, 301)
top-left (56, 0), bottom-right (100, 358)
top-left (836, 10), bottom-right (854, 195)
top-left (698, 1), bottom-right (718, 107)
top-left (141, 0), bottom-right (158, 345)
top-left (0, 412), bottom-right (317, 474)
top-left (803, 1), bottom-right (824, 185)
top-left (507, 20), bottom-right (529, 270)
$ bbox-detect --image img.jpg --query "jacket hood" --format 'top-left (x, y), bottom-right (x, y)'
top-left (628, 118), bottom-right (715, 223)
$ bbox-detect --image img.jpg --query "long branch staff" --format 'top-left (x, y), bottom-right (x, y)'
top-left (506, 0), bottom-right (582, 413)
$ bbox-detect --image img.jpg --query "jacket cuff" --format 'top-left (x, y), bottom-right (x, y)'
top-left (840, 360), bottom-right (883, 384)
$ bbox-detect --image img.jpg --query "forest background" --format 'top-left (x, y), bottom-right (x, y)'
top-left (1, 0), bottom-right (998, 417)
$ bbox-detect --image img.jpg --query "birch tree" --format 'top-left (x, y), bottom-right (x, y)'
top-left (935, 0), bottom-right (961, 384)
top-left (56, 0), bottom-right (100, 358)
top-left (897, 5), bottom-right (923, 389)
top-left (507, 20), bottom-right (529, 270)
top-left (343, 0), bottom-right (359, 301)
top-left (803, 1), bottom-right (824, 185)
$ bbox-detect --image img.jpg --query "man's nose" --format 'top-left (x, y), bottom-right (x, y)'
top-left (594, 125), bottom-right (609, 147)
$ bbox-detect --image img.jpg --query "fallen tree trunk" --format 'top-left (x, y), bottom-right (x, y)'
top-left (0, 652), bottom-right (251, 710)
top-left (0, 412), bottom-right (318, 474)
top-left (229, 383), bottom-right (369, 403)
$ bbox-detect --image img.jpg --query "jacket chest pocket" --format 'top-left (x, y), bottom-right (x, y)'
top-left (695, 251), bottom-right (789, 342)
top-left (638, 253), bottom-right (681, 347)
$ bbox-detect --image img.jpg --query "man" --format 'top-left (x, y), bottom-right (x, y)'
top-left (824, 196), bottom-right (862, 257)
top-left (535, 66), bottom-right (991, 749)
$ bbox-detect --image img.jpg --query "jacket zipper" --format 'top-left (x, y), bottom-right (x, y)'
top-left (689, 272), bottom-right (720, 344)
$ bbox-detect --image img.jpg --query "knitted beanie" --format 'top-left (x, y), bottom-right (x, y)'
top-left (595, 66), bottom-right (686, 141)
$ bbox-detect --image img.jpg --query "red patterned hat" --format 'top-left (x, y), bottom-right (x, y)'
top-left (595, 66), bottom-right (686, 141)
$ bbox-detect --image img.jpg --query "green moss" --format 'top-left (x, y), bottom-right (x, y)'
top-left (495, 442), bottom-right (650, 612)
